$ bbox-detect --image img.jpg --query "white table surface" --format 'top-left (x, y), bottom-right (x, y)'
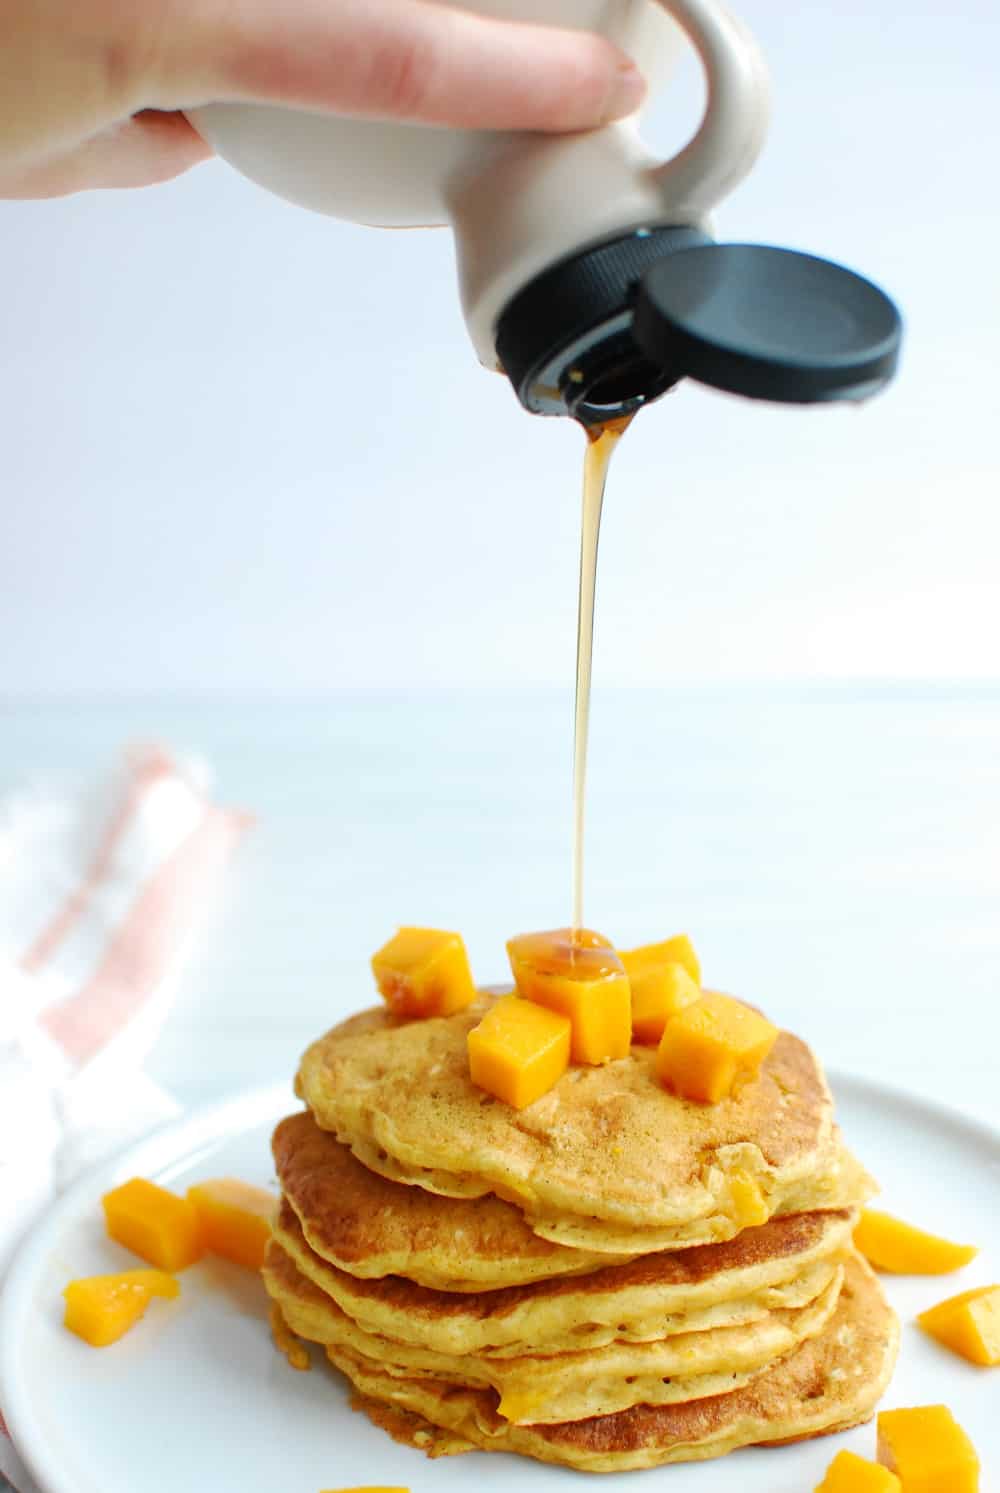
top-left (2, 685), bottom-right (998, 1128)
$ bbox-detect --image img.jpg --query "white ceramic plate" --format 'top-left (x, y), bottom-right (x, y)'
top-left (2, 1074), bottom-right (998, 1493)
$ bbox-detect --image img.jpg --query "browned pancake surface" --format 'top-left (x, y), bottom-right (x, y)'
top-left (322, 1253), bottom-right (898, 1471)
top-left (273, 1110), bottom-right (627, 1289)
top-left (275, 1186), bottom-right (851, 1322)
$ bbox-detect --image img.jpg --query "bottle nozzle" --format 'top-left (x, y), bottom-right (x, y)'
top-left (559, 329), bottom-right (676, 427)
top-left (495, 227), bottom-right (709, 423)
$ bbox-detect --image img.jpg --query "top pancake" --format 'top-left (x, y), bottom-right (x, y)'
top-left (296, 994), bottom-right (838, 1233)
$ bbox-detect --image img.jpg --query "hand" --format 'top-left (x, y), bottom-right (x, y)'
top-left (1, 0), bottom-right (646, 199)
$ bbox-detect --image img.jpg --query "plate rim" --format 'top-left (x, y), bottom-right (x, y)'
top-left (0, 1082), bottom-right (295, 1493)
top-left (1, 1069), bottom-right (998, 1493)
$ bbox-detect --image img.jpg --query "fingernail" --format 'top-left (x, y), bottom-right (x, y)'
top-left (602, 61), bottom-right (647, 123)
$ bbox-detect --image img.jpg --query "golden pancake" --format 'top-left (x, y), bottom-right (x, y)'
top-left (344, 1131), bottom-right (872, 1249)
top-left (272, 1111), bottom-right (630, 1290)
top-left (264, 1240), bottom-right (843, 1425)
top-left (296, 996), bottom-right (852, 1244)
top-left (273, 1195), bottom-right (854, 1357)
top-left (322, 1252), bottom-right (897, 1471)
top-left (468, 1146), bottom-right (873, 1256)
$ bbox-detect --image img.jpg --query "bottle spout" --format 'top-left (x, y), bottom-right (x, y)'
top-left (495, 226), bottom-right (711, 423)
top-left (559, 331), bottom-right (676, 427)
top-left (495, 229), bottom-right (902, 422)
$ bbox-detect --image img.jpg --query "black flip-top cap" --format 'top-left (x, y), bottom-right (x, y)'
top-left (633, 244), bottom-right (903, 404)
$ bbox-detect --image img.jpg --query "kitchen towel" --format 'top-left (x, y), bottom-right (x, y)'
top-left (0, 745), bottom-right (250, 1492)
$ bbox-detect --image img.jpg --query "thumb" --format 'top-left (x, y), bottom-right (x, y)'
top-left (160, 0), bottom-right (647, 133)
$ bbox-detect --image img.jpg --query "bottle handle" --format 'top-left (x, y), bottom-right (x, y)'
top-left (649, 0), bottom-right (771, 219)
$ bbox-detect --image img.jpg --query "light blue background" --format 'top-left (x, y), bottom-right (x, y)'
top-left (1, 686), bottom-right (997, 1125)
top-left (1, 0), bottom-right (997, 693)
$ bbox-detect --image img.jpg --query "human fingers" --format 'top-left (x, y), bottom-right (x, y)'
top-left (160, 0), bottom-right (646, 133)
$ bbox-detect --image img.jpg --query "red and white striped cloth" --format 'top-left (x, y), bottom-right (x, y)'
top-left (0, 746), bottom-right (250, 1492)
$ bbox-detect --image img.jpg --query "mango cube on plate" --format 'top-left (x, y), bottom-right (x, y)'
top-left (468, 995), bottom-right (570, 1109)
top-left (656, 992), bottom-right (778, 1103)
top-left (877, 1405), bottom-right (979, 1492)
top-left (371, 927), bottom-right (476, 1018)
top-left (621, 940), bottom-right (701, 1045)
top-left (187, 1179), bottom-right (274, 1271)
top-left (815, 1449), bottom-right (901, 1492)
top-left (102, 1177), bottom-right (203, 1272)
top-left (918, 1284), bottom-right (1000, 1365)
top-left (854, 1209), bottom-right (978, 1275)
top-left (507, 927), bottom-right (630, 1065)
top-left (63, 1269), bottom-right (179, 1347)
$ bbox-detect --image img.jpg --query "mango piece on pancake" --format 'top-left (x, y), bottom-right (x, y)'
top-left (657, 993), bottom-right (778, 1104)
top-left (507, 928), bottom-right (631, 1064)
top-left (624, 955), bottom-right (701, 1045)
top-left (467, 995), bottom-right (570, 1109)
top-left (371, 927), bottom-right (476, 1019)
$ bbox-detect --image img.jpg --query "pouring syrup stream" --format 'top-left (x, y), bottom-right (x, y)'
top-left (571, 413), bottom-right (633, 934)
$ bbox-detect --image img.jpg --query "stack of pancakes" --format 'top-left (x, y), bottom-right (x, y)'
top-left (264, 994), bottom-right (898, 1472)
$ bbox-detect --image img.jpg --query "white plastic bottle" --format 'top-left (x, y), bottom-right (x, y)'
top-left (190, 0), bottom-right (901, 420)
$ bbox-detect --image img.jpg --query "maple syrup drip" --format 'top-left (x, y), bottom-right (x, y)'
top-left (571, 413), bottom-right (633, 933)
top-left (511, 926), bottom-right (622, 978)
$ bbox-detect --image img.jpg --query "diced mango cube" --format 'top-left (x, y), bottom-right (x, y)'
top-left (371, 927), bottom-right (476, 1018)
top-left (497, 1387), bottom-right (548, 1424)
top-left (621, 945), bottom-right (701, 1045)
top-left (877, 1405), bottom-right (980, 1493)
top-left (729, 1172), bottom-right (769, 1228)
top-left (187, 1179), bottom-right (274, 1271)
top-left (854, 1210), bottom-right (978, 1275)
top-left (102, 1177), bottom-right (203, 1271)
top-left (468, 995), bottom-right (570, 1109)
top-left (63, 1269), bottom-right (179, 1347)
top-left (918, 1285), bottom-right (1000, 1366)
top-left (816, 1449), bottom-right (901, 1492)
top-left (319, 1487), bottom-right (410, 1492)
top-left (507, 927), bottom-right (630, 1065)
top-left (624, 933), bottom-right (700, 985)
top-left (656, 992), bottom-right (778, 1103)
